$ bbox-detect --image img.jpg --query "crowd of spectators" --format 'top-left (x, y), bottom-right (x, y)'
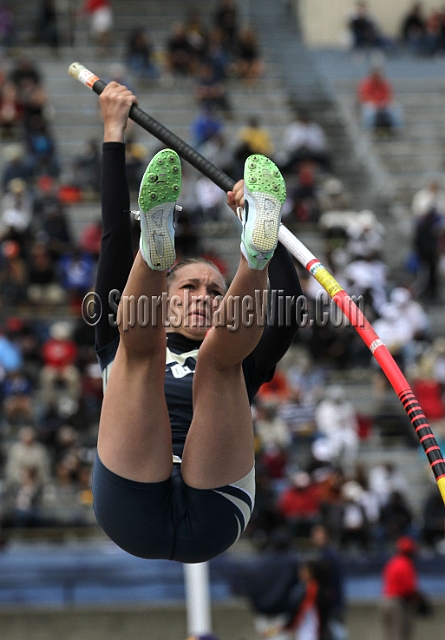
top-left (345, 1), bottom-right (445, 58)
top-left (0, 48), bottom-right (102, 537)
top-left (0, 3), bottom-right (441, 562)
top-left (247, 341), bottom-right (445, 557)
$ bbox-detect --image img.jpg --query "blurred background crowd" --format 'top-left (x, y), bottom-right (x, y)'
top-left (0, 0), bottom-right (442, 560)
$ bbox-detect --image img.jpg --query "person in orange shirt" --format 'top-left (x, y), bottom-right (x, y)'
top-left (357, 67), bottom-right (403, 131)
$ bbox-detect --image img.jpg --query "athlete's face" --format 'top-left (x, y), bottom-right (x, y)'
top-left (167, 263), bottom-right (226, 340)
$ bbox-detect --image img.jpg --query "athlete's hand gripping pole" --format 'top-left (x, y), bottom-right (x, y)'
top-left (69, 62), bottom-right (445, 503)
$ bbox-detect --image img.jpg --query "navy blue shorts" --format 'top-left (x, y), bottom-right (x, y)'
top-left (92, 454), bottom-right (255, 563)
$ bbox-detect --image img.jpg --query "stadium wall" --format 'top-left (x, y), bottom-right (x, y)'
top-left (297, 0), bottom-right (441, 46)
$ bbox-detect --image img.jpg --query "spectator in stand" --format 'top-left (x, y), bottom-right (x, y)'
top-left (40, 321), bottom-right (80, 404)
top-left (71, 138), bottom-right (102, 196)
top-left (339, 480), bottom-right (370, 551)
top-left (372, 303), bottom-right (416, 397)
top-left (8, 57), bottom-right (42, 93)
top-left (421, 484), bottom-right (445, 550)
top-left (343, 252), bottom-right (388, 317)
top-left (0, 4), bottom-right (16, 51)
top-left (411, 179), bottom-right (445, 220)
top-left (184, 9), bottom-right (208, 67)
top-left (39, 203), bottom-right (73, 263)
top-left (41, 458), bottom-right (82, 526)
top-left (79, 218), bottom-right (102, 260)
top-left (58, 246), bottom-right (95, 309)
top-left (278, 471), bottom-right (321, 538)
top-left (27, 241), bottom-right (66, 306)
top-left (286, 350), bottom-right (326, 406)
top-left (200, 131), bottom-right (235, 177)
top-left (214, 0), bottom-right (238, 55)
top-left (413, 206), bottom-right (444, 302)
top-left (381, 536), bottom-right (430, 640)
top-left (315, 385), bottom-right (359, 475)
top-left (124, 137), bottom-right (147, 191)
top-left (248, 462), bottom-right (288, 547)
top-left (165, 22), bottom-right (195, 76)
top-left (10, 62), bottom-right (48, 135)
top-left (379, 490), bottom-right (415, 546)
top-left (0, 178), bottom-right (33, 249)
top-left (256, 368), bottom-right (290, 405)
top-left (357, 67), bottom-right (403, 132)
top-left (3, 368), bottom-right (33, 425)
top-left (389, 286), bottom-right (430, 342)
top-left (317, 468), bottom-right (346, 542)
top-left (318, 177), bottom-right (352, 213)
top-left (194, 175), bottom-right (227, 223)
top-left (34, 0), bottom-right (59, 50)
top-left (0, 239), bottom-right (28, 306)
top-left (277, 386), bottom-right (317, 442)
top-left (346, 209), bottom-right (385, 260)
top-left (425, 7), bottom-right (445, 55)
top-left (233, 116), bottom-right (274, 179)
top-left (346, 1), bottom-right (390, 52)
top-left (33, 175), bottom-right (62, 216)
top-left (284, 163), bottom-right (322, 224)
top-left (5, 465), bottom-right (45, 527)
top-left (81, 361), bottom-right (103, 423)
top-left (254, 401), bottom-right (291, 493)
top-left (234, 25), bottom-right (264, 85)
top-left (0, 322), bottom-right (23, 379)
top-left (23, 113), bottom-right (60, 179)
top-left (279, 111), bottom-right (331, 175)
top-left (401, 3), bottom-right (428, 55)
top-left (1, 144), bottom-right (33, 190)
top-left (206, 28), bottom-right (232, 82)
top-left (368, 463), bottom-right (407, 510)
top-left (0, 79), bottom-right (22, 139)
top-left (190, 104), bottom-right (224, 150)
top-left (416, 337), bottom-right (445, 390)
top-left (79, 0), bottom-right (114, 55)
top-left (194, 60), bottom-right (232, 117)
top-left (125, 28), bottom-right (160, 82)
top-left (4, 426), bottom-right (51, 486)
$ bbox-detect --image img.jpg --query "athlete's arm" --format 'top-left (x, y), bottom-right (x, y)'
top-left (250, 241), bottom-right (302, 375)
top-left (95, 83), bottom-right (137, 350)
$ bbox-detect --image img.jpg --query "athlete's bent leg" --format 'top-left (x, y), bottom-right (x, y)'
top-left (97, 149), bottom-right (182, 483)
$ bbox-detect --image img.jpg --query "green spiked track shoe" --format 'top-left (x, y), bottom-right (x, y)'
top-left (138, 149), bottom-right (182, 271)
top-left (241, 154), bottom-right (286, 270)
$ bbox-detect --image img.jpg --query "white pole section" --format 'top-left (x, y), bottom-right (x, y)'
top-left (183, 562), bottom-right (212, 636)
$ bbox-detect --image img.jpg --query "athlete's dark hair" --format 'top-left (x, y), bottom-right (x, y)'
top-left (166, 257), bottom-right (227, 291)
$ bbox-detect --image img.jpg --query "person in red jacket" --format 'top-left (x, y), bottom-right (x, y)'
top-left (381, 536), bottom-right (430, 640)
top-left (357, 67), bottom-right (403, 131)
top-left (278, 471), bottom-right (321, 538)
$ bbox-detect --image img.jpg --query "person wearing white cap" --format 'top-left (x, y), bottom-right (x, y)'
top-left (389, 286), bottom-right (429, 340)
top-left (314, 385), bottom-right (359, 475)
top-left (372, 303), bottom-right (417, 397)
